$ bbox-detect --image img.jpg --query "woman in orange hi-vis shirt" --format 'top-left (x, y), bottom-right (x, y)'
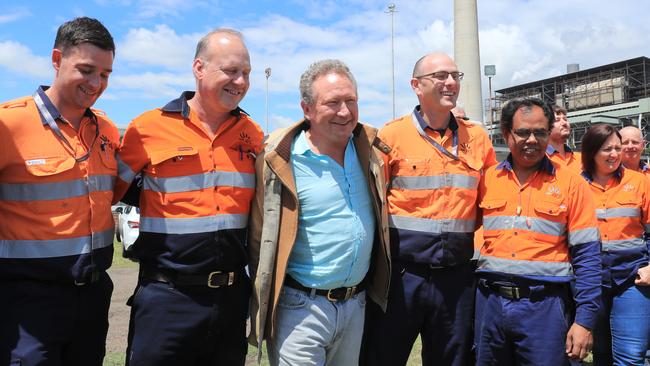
top-left (581, 123), bottom-right (650, 365)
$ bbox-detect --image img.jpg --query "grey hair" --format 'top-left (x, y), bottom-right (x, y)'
top-left (299, 59), bottom-right (357, 105)
top-left (194, 28), bottom-right (244, 59)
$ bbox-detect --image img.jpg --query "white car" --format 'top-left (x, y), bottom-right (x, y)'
top-left (115, 205), bottom-right (140, 258)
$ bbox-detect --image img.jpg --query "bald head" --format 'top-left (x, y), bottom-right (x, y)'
top-left (195, 28), bottom-right (246, 60)
top-left (413, 52), bottom-right (455, 77)
top-left (620, 126), bottom-right (645, 170)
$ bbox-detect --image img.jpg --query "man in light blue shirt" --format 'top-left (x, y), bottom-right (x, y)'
top-left (248, 59), bottom-right (392, 365)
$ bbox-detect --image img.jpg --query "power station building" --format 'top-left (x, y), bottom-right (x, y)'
top-left (487, 56), bottom-right (650, 151)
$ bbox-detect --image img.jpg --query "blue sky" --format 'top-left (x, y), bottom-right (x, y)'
top-left (1, 0), bottom-right (649, 130)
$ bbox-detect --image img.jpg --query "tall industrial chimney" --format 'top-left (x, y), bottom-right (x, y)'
top-left (454, 0), bottom-right (484, 123)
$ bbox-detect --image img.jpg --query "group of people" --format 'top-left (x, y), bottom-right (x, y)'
top-left (1, 16), bottom-right (650, 366)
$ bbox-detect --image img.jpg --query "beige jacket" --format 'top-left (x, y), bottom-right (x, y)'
top-left (248, 120), bottom-right (392, 349)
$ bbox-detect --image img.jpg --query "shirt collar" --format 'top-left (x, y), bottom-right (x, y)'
top-left (413, 105), bottom-right (458, 133)
top-left (546, 143), bottom-right (573, 155)
top-left (641, 161), bottom-right (649, 172)
top-left (161, 90), bottom-right (249, 119)
top-left (496, 154), bottom-right (556, 175)
top-left (581, 165), bottom-right (624, 183)
top-left (292, 129), bottom-right (354, 156)
top-left (34, 85), bottom-right (94, 125)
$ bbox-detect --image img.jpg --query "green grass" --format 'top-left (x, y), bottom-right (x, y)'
top-left (110, 239), bottom-right (138, 269)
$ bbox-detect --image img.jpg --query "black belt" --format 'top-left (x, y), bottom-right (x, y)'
top-left (284, 276), bottom-right (363, 302)
top-left (478, 279), bottom-right (566, 300)
top-left (140, 267), bottom-right (237, 289)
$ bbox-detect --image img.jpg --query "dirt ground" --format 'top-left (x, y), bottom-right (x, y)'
top-left (106, 267), bottom-right (138, 355)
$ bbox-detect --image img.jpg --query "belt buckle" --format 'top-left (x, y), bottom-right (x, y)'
top-left (327, 286), bottom-right (356, 302)
top-left (207, 271), bottom-right (234, 288)
top-left (500, 286), bottom-right (521, 300)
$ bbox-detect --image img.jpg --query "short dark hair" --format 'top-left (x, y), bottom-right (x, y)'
top-left (553, 105), bottom-right (567, 115)
top-left (581, 123), bottom-right (622, 176)
top-left (500, 97), bottom-right (554, 135)
top-left (54, 17), bottom-right (115, 55)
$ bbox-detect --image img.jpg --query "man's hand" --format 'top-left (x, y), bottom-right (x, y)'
top-left (635, 265), bottom-right (650, 286)
top-left (565, 323), bottom-right (592, 360)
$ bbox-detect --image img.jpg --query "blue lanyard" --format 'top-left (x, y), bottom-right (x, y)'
top-left (33, 91), bottom-right (99, 162)
top-left (411, 111), bottom-right (458, 161)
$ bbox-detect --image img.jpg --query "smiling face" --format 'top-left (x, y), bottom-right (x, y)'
top-left (411, 53), bottom-right (460, 114)
top-left (50, 42), bottom-right (113, 113)
top-left (620, 126), bottom-right (644, 169)
top-left (301, 72), bottom-right (358, 149)
top-left (595, 133), bottom-right (622, 177)
top-left (193, 33), bottom-right (251, 114)
top-left (505, 105), bottom-right (551, 172)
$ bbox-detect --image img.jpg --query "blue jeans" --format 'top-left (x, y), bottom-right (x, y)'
top-left (268, 286), bottom-right (366, 366)
top-left (593, 284), bottom-right (650, 366)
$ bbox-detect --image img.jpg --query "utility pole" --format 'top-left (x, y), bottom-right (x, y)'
top-left (386, 3), bottom-right (397, 120)
top-left (264, 67), bottom-right (271, 135)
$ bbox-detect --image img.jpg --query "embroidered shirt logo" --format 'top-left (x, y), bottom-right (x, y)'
top-left (545, 185), bottom-right (561, 198)
top-left (623, 183), bottom-right (635, 192)
top-left (239, 132), bottom-right (252, 145)
top-left (459, 142), bottom-right (470, 153)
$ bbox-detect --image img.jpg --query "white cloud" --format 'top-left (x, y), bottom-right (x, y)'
top-left (119, 24), bottom-right (200, 69)
top-left (0, 41), bottom-right (50, 80)
top-left (110, 71), bottom-right (194, 98)
top-left (0, 8), bottom-right (30, 24)
top-left (271, 114), bottom-right (296, 130)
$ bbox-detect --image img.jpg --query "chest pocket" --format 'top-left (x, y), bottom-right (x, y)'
top-left (533, 200), bottom-right (568, 220)
top-left (479, 199), bottom-right (507, 214)
top-left (227, 143), bottom-right (257, 173)
top-left (24, 156), bottom-right (75, 177)
top-left (616, 194), bottom-right (641, 207)
top-left (150, 147), bottom-right (203, 176)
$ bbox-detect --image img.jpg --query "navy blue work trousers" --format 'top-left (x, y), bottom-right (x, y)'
top-left (0, 273), bottom-right (113, 366)
top-left (474, 280), bottom-right (575, 366)
top-left (125, 273), bottom-right (251, 366)
top-left (362, 262), bottom-right (475, 366)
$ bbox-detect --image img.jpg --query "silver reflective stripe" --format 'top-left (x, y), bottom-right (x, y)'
top-left (388, 215), bottom-right (475, 233)
top-left (117, 156), bottom-right (137, 184)
top-left (483, 216), bottom-right (565, 237)
top-left (645, 224), bottom-right (650, 233)
top-left (390, 174), bottom-right (478, 191)
top-left (0, 175), bottom-right (114, 201)
top-left (140, 214), bottom-right (248, 234)
top-left (596, 207), bottom-right (640, 219)
top-left (602, 238), bottom-right (646, 251)
top-left (478, 255), bottom-right (573, 277)
top-left (0, 229), bottom-right (113, 259)
top-left (568, 227), bottom-right (599, 246)
top-left (143, 171), bottom-right (255, 193)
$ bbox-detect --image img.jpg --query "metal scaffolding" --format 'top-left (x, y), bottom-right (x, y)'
top-left (487, 56), bottom-right (650, 150)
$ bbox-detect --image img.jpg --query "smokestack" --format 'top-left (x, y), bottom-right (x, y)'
top-left (567, 63), bottom-right (580, 74)
top-left (454, 0), bottom-right (484, 124)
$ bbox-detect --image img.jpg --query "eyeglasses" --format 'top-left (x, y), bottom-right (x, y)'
top-left (415, 71), bottom-right (464, 81)
top-left (511, 128), bottom-right (550, 140)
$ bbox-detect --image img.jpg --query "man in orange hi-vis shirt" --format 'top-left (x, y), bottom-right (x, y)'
top-left (620, 125), bottom-right (650, 180)
top-left (475, 97), bottom-right (601, 365)
top-left (0, 17), bottom-right (118, 366)
top-left (547, 105), bottom-right (582, 173)
top-left (114, 29), bottom-right (263, 366)
top-left (362, 52), bottom-right (497, 366)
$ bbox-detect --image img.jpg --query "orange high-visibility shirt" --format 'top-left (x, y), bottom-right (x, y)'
top-left (114, 92), bottom-right (263, 273)
top-left (380, 109), bottom-right (497, 266)
top-left (0, 86), bottom-right (119, 282)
